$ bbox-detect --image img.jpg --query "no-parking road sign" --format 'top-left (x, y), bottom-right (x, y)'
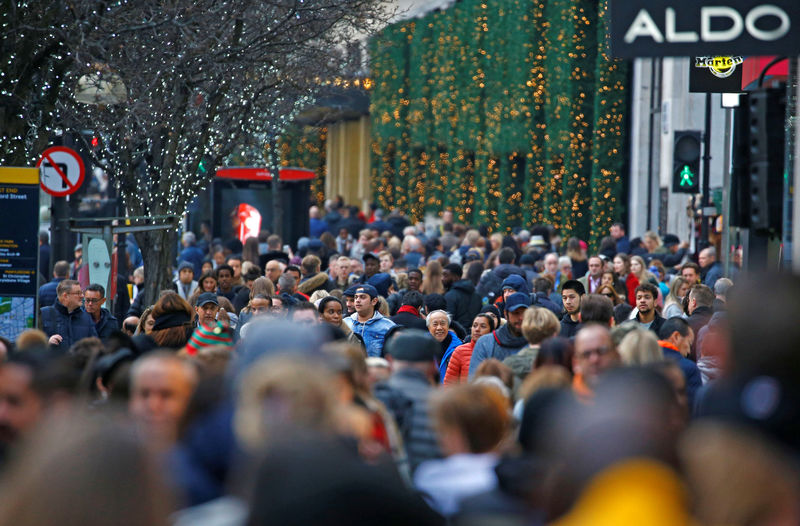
top-left (36, 146), bottom-right (86, 197)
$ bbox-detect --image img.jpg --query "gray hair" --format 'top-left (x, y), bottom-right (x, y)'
top-left (714, 277), bottom-right (734, 297)
top-left (426, 309), bottom-right (451, 327)
top-left (278, 274), bottom-right (296, 292)
top-left (182, 231), bottom-right (196, 245)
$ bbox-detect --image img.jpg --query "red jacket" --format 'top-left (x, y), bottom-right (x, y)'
top-left (444, 340), bottom-right (476, 385)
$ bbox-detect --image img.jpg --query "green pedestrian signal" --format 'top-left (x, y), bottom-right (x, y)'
top-left (672, 131), bottom-right (701, 194)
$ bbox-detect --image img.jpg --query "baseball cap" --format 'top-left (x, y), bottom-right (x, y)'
top-left (196, 292), bottom-right (219, 307)
top-left (353, 284), bottom-right (378, 299)
top-left (505, 292), bottom-right (530, 312)
top-left (343, 285), bottom-right (359, 297)
top-left (502, 275), bottom-right (527, 292)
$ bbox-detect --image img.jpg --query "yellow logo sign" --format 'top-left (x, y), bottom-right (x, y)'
top-left (694, 56), bottom-right (744, 79)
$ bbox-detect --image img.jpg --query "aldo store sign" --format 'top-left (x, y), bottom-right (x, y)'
top-left (608, 0), bottom-right (800, 58)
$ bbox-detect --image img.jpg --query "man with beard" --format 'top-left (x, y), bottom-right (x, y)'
top-left (633, 283), bottom-right (665, 335)
top-left (468, 292), bottom-right (530, 376)
top-left (559, 280), bottom-right (585, 338)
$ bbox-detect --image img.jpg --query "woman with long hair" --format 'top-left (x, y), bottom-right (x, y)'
top-left (663, 276), bottom-right (690, 319)
top-left (613, 253), bottom-right (638, 305)
top-left (421, 260), bottom-right (445, 295)
top-left (566, 237), bottom-right (588, 279)
top-left (443, 313), bottom-right (495, 385)
top-left (242, 236), bottom-right (260, 266)
top-left (596, 284), bottom-right (623, 306)
top-left (149, 292), bottom-right (194, 349)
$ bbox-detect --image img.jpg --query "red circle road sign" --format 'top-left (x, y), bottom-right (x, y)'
top-left (36, 146), bottom-right (86, 197)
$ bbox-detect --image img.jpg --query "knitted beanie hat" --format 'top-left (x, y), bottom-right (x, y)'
top-left (186, 321), bottom-right (233, 355)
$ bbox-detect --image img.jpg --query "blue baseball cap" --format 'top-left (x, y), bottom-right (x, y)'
top-left (505, 292), bottom-right (530, 312)
top-left (353, 284), bottom-right (378, 299)
top-left (502, 274), bottom-right (527, 291)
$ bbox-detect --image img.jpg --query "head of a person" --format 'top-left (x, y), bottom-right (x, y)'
top-left (609, 223), bottom-right (625, 240)
top-left (431, 384), bottom-right (511, 456)
top-left (318, 297), bottom-right (344, 326)
top-left (83, 283), bottom-right (106, 316)
top-left (521, 307), bottom-right (560, 346)
top-left (613, 253), bottom-right (630, 275)
top-left (573, 324), bottom-right (619, 386)
top-left (681, 262), bottom-right (701, 284)
top-left (497, 247), bottom-right (516, 266)
top-left (335, 257), bottom-right (350, 280)
top-left (587, 256), bottom-right (603, 279)
top-left (0, 354), bottom-right (50, 447)
top-left (284, 265), bottom-right (301, 283)
top-left (558, 256), bottom-right (573, 278)
top-left (407, 268), bottom-right (423, 291)
top-left (501, 274), bottom-right (527, 302)
top-left (630, 255), bottom-right (646, 276)
top-left (618, 328), bottom-right (662, 365)
top-left (544, 253), bottom-right (559, 275)
top-left (579, 294), bottom-right (615, 325)
top-left (267, 234), bottom-right (282, 251)
top-left (698, 247), bottom-right (716, 269)
top-left (177, 262), bottom-right (194, 284)
top-left (426, 310), bottom-right (451, 342)
top-left (249, 294), bottom-right (272, 317)
top-left (57, 280), bottom-right (83, 312)
top-left (216, 264), bottom-right (234, 290)
top-left (470, 313), bottom-right (495, 343)
top-left (688, 284), bottom-right (714, 315)
top-left (658, 317), bottom-right (695, 357)
top-left (198, 271), bottom-right (218, 293)
top-left (301, 255), bottom-right (321, 277)
top-left (150, 292), bottom-right (194, 349)
top-left (643, 231), bottom-right (662, 253)
top-left (226, 256), bottom-right (243, 280)
top-left (504, 293), bottom-right (530, 336)
top-left (53, 260), bottom-right (70, 279)
top-left (291, 302), bottom-right (319, 325)
top-left (265, 260), bottom-right (283, 284)
top-left (714, 277), bottom-right (733, 300)
top-left (277, 273), bottom-right (296, 295)
top-left (635, 283), bottom-right (659, 316)
top-left (384, 330), bottom-right (437, 379)
top-left (561, 280), bottom-right (586, 316)
top-left (195, 292), bottom-right (219, 326)
top-left (378, 251), bottom-right (394, 274)
top-left (442, 263), bottom-right (462, 288)
top-left (353, 285), bottom-right (378, 318)
top-left (363, 254), bottom-right (380, 278)
top-left (128, 353), bottom-right (198, 445)
top-left (533, 276), bottom-right (552, 295)
top-left (669, 276), bottom-right (690, 302)
top-left (400, 290), bottom-right (424, 312)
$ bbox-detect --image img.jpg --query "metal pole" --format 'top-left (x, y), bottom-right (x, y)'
top-left (269, 137), bottom-right (283, 241)
top-left (721, 105), bottom-right (733, 276)
top-left (700, 92), bottom-right (712, 248)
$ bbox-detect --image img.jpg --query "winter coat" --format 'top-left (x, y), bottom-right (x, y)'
top-left (37, 278), bottom-right (64, 309)
top-left (390, 306), bottom-right (428, 331)
top-left (559, 314), bottom-right (581, 338)
top-left (444, 280), bottom-right (483, 328)
top-left (91, 308), bottom-right (119, 342)
top-left (344, 311), bottom-right (396, 357)
top-left (437, 331), bottom-right (463, 383)
top-left (503, 345), bottom-right (540, 383)
top-left (172, 279), bottom-right (199, 302)
top-left (468, 324), bottom-right (528, 377)
top-left (40, 301), bottom-right (98, 351)
top-left (374, 368), bottom-right (442, 473)
top-left (659, 341), bottom-right (702, 410)
top-left (531, 291), bottom-right (562, 316)
top-left (297, 272), bottom-right (334, 295)
top-left (443, 340), bottom-right (476, 385)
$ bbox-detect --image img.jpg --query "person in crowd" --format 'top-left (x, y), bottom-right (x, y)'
top-left (476, 247), bottom-right (525, 301)
top-left (421, 259), bottom-right (445, 295)
top-left (663, 276), bottom-right (690, 319)
top-left (596, 284), bottom-right (623, 306)
top-left (297, 255), bottom-right (334, 295)
top-left (571, 323), bottom-right (620, 397)
top-left (374, 330), bottom-right (442, 472)
top-left (414, 384), bottom-right (511, 518)
top-left (148, 292), bottom-right (194, 349)
top-left (343, 284), bottom-right (396, 357)
top-left (82, 283), bottom-right (119, 342)
top-left (359, 253), bottom-right (381, 284)
top-left (214, 264), bottom-right (238, 302)
top-left (39, 279), bottom-right (97, 350)
top-left (632, 283), bottom-right (665, 335)
top-left (426, 310), bottom-right (462, 382)
top-left (469, 292), bottom-right (529, 376)
top-left (618, 328), bottom-right (662, 366)
top-left (612, 253), bottom-right (638, 305)
top-left (172, 261), bottom-right (199, 302)
top-left (226, 255), bottom-right (244, 287)
top-left (609, 222), bottom-right (630, 254)
top-left (504, 307), bottom-right (561, 384)
top-left (442, 263), bottom-right (482, 328)
top-left (687, 284), bottom-right (715, 358)
top-left (444, 313), bottom-right (495, 385)
top-left (565, 237), bottom-right (588, 279)
top-left (578, 255), bottom-right (604, 294)
top-left (630, 254), bottom-right (657, 288)
top-left (657, 317), bottom-right (702, 409)
top-left (38, 260), bottom-right (69, 308)
top-left (698, 247), bottom-right (723, 289)
top-left (642, 230), bottom-right (668, 257)
top-left (390, 290), bottom-right (428, 331)
top-left (559, 279), bottom-right (585, 338)
top-left (680, 262), bottom-right (702, 286)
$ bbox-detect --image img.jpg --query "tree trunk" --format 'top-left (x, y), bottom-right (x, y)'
top-left (136, 228), bottom-right (177, 308)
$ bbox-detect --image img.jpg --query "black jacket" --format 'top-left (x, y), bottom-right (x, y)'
top-left (91, 308), bottom-right (119, 342)
top-left (637, 312), bottom-right (665, 336)
top-left (389, 309), bottom-right (428, 331)
top-left (40, 301), bottom-right (98, 351)
top-left (530, 291), bottom-right (562, 317)
top-left (559, 314), bottom-right (581, 338)
top-left (476, 264), bottom-right (527, 301)
top-left (444, 280), bottom-right (483, 328)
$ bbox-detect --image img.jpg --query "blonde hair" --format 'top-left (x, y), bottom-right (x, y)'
top-left (521, 307), bottom-right (560, 345)
top-left (618, 328), bottom-right (662, 365)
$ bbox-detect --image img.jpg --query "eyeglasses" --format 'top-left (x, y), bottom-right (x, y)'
top-left (577, 346), bottom-right (611, 360)
top-left (83, 298), bottom-right (102, 304)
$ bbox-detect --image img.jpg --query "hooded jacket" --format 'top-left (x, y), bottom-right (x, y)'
top-left (468, 323), bottom-right (528, 377)
top-left (344, 310), bottom-right (396, 357)
top-left (40, 300), bottom-right (98, 350)
top-left (560, 314), bottom-right (581, 338)
top-left (297, 271), bottom-right (333, 295)
top-left (445, 279), bottom-right (483, 328)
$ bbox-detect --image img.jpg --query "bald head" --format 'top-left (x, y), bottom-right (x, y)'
top-left (309, 206), bottom-right (320, 219)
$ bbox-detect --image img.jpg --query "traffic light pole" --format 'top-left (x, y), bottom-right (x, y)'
top-left (700, 92), bottom-right (713, 249)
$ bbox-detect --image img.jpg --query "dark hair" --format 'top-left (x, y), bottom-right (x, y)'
top-left (86, 283), bottom-right (105, 297)
top-left (443, 263), bottom-right (462, 277)
top-left (53, 260), bottom-right (70, 278)
top-left (56, 279), bottom-right (80, 297)
top-left (401, 290), bottom-right (424, 309)
top-left (292, 301), bottom-right (318, 313)
top-left (613, 303), bottom-right (634, 326)
top-left (285, 265), bottom-right (301, 276)
top-left (658, 316), bottom-right (691, 340)
top-left (317, 296), bottom-right (344, 314)
top-left (689, 284), bottom-right (714, 308)
top-left (473, 313), bottom-right (496, 332)
top-left (466, 262), bottom-right (483, 286)
top-left (533, 277), bottom-right (552, 294)
top-left (533, 336), bottom-right (574, 373)
top-left (561, 279), bottom-right (585, 296)
top-left (407, 268), bottom-right (423, 278)
top-left (216, 264), bottom-right (233, 277)
top-left (580, 294), bottom-right (614, 325)
top-left (498, 247), bottom-right (516, 265)
top-left (423, 293), bottom-right (447, 312)
top-left (635, 282), bottom-right (659, 299)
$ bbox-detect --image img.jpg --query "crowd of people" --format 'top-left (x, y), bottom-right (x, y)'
top-left (0, 201), bottom-right (797, 526)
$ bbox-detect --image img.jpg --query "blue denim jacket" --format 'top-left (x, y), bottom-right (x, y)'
top-left (344, 311), bottom-right (396, 357)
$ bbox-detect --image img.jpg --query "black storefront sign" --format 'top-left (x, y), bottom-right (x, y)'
top-left (609, 0), bottom-right (800, 58)
top-left (689, 56), bottom-right (744, 93)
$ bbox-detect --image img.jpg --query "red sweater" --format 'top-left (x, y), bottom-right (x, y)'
top-left (444, 340), bottom-right (476, 385)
